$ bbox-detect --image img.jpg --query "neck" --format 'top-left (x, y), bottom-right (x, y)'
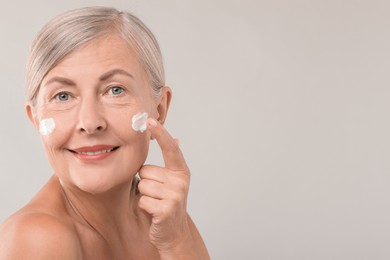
top-left (56, 176), bottom-right (141, 238)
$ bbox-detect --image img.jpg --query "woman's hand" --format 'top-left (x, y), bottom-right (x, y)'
top-left (138, 118), bottom-right (201, 258)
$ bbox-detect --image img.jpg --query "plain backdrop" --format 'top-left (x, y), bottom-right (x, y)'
top-left (1, 1), bottom-right (390, 259)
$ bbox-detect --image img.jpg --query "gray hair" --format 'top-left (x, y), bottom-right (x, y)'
top-left (26, 6), bottom-right (165, 105)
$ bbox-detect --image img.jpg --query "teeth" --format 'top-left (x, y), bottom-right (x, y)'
top-left (77, 148), bottom-right (115, 155)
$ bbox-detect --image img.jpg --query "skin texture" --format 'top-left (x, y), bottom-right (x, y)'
top-left (0, 34), bottom-right (209, 260)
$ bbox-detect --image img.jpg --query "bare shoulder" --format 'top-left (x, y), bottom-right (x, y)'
top-left (0, 212), bottom-right (82, 260)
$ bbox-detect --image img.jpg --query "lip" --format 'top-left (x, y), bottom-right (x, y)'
top-left (67, 145), bottom-right (120, 162)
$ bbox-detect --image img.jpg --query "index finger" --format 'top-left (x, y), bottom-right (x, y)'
top-left (147, 118), bottom-right (188, 171)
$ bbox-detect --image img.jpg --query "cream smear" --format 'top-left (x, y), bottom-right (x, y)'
top-left (39, 118), bottom-right (56, 136)
top-left (132, 112), bottom-right (148, 133)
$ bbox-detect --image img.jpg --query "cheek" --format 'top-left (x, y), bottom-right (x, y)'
top-left (108, 104), bottom-right (153, 135)
top-left (107, 108), bottom-right (150, 144)
top-left (108, 107), bottom-right (151, 155)
top-left (38, 111), bottom-right (76, 150)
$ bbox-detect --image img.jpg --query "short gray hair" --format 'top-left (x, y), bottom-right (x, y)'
top-left (26, 6), bottom-right (165, 105)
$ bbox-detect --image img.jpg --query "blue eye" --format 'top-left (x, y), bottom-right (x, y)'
top-left (55, 92), bottom-right (69, 101)
top-left (109, 86), bottom-right (124, 96)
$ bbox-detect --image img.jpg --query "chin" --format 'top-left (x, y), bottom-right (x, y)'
top-left (67, 168), bottom-right (136, 195)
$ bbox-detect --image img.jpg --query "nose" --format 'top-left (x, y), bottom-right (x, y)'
top-left (77, 98), bottom-right (107, 134)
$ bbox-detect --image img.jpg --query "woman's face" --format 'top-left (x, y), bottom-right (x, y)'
top-left (27, 34), bottom-right (168, 194)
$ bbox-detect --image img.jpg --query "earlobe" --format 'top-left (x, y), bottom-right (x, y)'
top-left (26, 102), bottom-right (38, 130)
top-left (156, 86), bottom-right (172, 125)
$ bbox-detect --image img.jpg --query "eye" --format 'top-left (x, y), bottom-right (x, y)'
top-left (108, 86), bottom-right (125, 96)
top-left (55, 92), bottom-right (70, 101)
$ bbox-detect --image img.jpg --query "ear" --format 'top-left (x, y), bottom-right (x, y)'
top-left (26, 102), bottom-right (39, 130)
top-left (155, 86), bottom-right (172, 125)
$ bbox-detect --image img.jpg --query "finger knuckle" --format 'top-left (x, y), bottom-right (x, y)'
top-left (167, 189), bottom-right (184, 204)
top-left (174, 178), bottom-right (189, 193)
top-left (179, 183), bottom-right (188, 195)
top-left (138, 168), bottom-right (147, 178)
top-left (139, 165), bottom-right (158, 178)
top-left (171, 195), bottom-right (182, 206)
top-left (157, 203), bottom-right (172, 218)
top-left (137, 180), bottom-right (148, 193)
top-left (138, 195), bottom-right (147, 207)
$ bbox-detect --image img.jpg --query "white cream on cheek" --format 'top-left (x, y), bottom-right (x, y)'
top-left (39, 118), bottom-right (56, 136)
top-left (132, 112), bottom-right (148, 133)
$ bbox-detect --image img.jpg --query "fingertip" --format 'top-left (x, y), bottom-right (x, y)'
top-left (147, 118), bottom-right (158, 128)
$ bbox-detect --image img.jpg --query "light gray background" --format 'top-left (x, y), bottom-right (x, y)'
top-left (1, 0), bottom-right (390, 259)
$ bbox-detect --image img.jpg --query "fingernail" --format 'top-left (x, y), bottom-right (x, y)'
top-left (149, 118), bottom-right (158, 127)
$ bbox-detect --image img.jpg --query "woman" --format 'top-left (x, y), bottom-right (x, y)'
top-left (0, 6), bottom-right (209, 259)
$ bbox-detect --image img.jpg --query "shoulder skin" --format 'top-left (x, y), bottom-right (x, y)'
top-left (0, 212), bottom-right (83, 260)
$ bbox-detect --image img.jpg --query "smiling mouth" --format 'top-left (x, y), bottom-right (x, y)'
top-left (67, 147), bottom-right (120, 155)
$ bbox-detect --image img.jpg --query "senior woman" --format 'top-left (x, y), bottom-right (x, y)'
top-left (0, 6), bottom-right (209, 260)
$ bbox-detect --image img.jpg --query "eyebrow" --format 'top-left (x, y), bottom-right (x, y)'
top-left (99, 69), bottom-right (134, 81)
top-left (44, 69), bottom-right (134, 87)
top-left (44, 77), bottom-right (76, 87)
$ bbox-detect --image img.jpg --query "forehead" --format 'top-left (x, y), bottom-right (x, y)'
top-left (43, 34), bottom-right (145, 81)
